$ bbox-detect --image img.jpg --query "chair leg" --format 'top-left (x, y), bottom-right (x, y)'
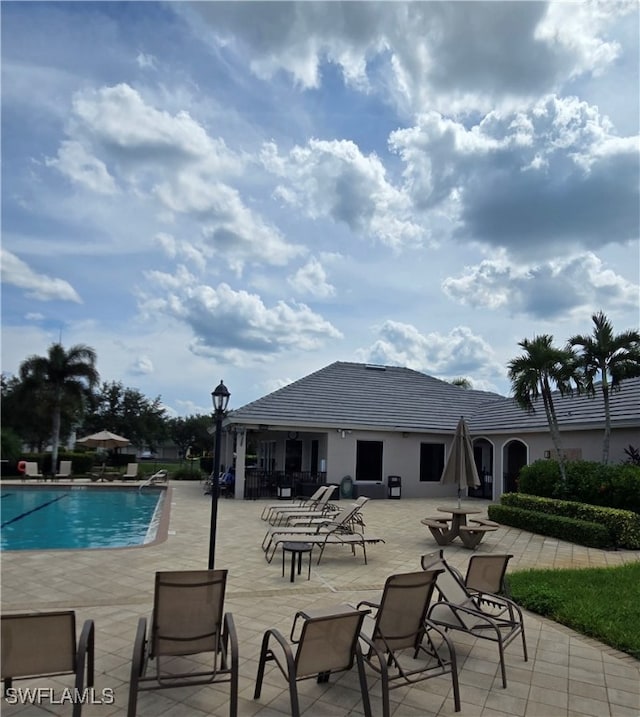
top-left (225, 614), bottom-right (239, 717)
top-left (127, 617), bottom-right (147, 717)
top-left (498, 638), bottom-right (507, 688)
top-left (253, 632), bottom-right (271, 699)
top-left (287, 675), bottom-right (301, 717)
top-left (355, 645), bottom-right (372, 717)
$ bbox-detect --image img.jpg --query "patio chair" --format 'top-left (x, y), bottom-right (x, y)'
top-left (260, 485), bottom-right (331, 520)
top-left (1, 610), bottom-right (95, 717)
top-left (421, 550), bottom-right (527, 688)
top-left (22, 461), bottom-right (43, 481)
top-left (356, 571), bottom-right (461, 717)
top-left (54, 460), bottom-right (72, 481)
top-left (463, 554), bottom-right (513, 597)
top-left (121, 463), bottom-right (139, 481)
top-left (254, 607), bottom-right (372, 717)
top-left (127, 569), bottom-right (238, 717)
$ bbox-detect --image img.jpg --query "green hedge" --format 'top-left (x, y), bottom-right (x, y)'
top-left (490, 493), bottom-right (640, 549)
top-left (518, 460), bottom-right (640, 513)
top-left (488, 504), bottom-right (613, 548)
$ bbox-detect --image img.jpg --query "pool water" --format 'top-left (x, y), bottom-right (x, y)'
top-left (0, 487), bottom-right (165, 551)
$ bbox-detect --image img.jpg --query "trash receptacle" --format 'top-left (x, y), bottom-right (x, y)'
top-left (277, 475), bottom-right (293, 500)
top-left (340, 475), bottom-right (353, 499)
top-left (387, 475), bottom-right (401, 499)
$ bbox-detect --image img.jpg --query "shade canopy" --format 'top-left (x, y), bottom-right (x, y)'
top-left (76, 430), bottom-right (131, 450)
top-left (440, 416), bottom-right (480, 507)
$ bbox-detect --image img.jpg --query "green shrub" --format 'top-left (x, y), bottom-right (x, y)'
top-left (518, 459), bottom-right (640, 513)
top-left (495, 494), bottom-right (640, 548)
top-left (171, 467), bottom-right (204, 481)
top-left (488, 504), bottom-right (613, 548)
top-left (517, 460), bottom-right (560, 497)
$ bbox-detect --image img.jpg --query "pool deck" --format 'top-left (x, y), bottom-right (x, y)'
top-left (1, 480), bottom-right (639, 717)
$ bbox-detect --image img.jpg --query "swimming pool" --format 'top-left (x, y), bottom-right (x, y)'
top-left (0, 486), bottom-right (166, 551)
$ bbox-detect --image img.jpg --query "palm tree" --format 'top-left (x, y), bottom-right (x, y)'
top-left (19, 343), bottom-right (99, 474)
top-left (508, 335), bottom-right (581, 482)
top-left (449, 377), bottom-right (472, 389)
top-left (569, 311), bottom-right (640, 464)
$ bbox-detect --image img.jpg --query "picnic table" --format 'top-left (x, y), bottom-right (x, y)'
top-left (421, 507), bottom-right (498, 549)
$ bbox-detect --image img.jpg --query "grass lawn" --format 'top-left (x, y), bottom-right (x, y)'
top-left (507, 561), bottom-right (640, 659)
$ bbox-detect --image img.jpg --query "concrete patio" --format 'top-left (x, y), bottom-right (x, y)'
top-left (1, 480), bottom-right (639, 717)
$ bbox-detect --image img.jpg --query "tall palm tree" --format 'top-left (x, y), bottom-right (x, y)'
top-left (569, 311), bottom-right (640, 464)
top-left (508, 335), bottom-right (581, 482)
top-left (19, 343), bottom-right (99, 474)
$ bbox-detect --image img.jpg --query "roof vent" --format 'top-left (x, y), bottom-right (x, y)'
top-left (365, 364), bottom-right (386, 371)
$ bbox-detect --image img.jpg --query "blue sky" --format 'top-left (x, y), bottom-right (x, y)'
top-left (2, 1), bottom-right (639, 416)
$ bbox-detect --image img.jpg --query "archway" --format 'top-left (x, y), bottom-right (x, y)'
top-left (471, 437), bottom-right (494, 499)
top-left (502, 439), bottom-right (528, 493)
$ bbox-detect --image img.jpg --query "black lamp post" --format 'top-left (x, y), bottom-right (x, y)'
top-left (208, 380), bottom-right (230, 570)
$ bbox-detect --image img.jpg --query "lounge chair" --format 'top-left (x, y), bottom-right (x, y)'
top-left (422, 549), bottom-right (527, 688)
top-left (121, 463), bottom-right (139, 481)
top-left (254, 607), bottom-right (372, 717)
top-left (22, 462), bottom-right (43, 482)
top-left (262, 497), bottom-right (369, 557)
top-left (267, 485), bottom-right (338, 526)
top-left (266, 531), bottom-right (386, 565)
top-left (1, 610), bottom-right (95, 717)
top-left (54, 460), bottom-right (72, 481)
top-left (128, 569), bottom-right (238, 717)
top-left (356, 571), bottom-right (461, 717)
top-left (260, 485), bottom-right (331, 520)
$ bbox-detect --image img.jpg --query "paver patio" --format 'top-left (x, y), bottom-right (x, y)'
top-left (1, 481), bottom-right (639, 716)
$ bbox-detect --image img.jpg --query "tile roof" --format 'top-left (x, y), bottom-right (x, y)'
top-left (469, 375), bottom-right (640, 434)
top-left (228, 361), bottom-right (506, 432)
top-left (228, 362), bottom-right (640, 435)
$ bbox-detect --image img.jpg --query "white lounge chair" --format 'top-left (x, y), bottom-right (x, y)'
top-left (121, 463), bottom-right (139, 481)
top-left (54, 460), bottom-right (72, 481)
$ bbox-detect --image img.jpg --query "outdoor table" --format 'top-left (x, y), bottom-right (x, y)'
top-left (282, 542), bottom-right (313, 582)
top-left (421, 507), bottom-right (481, 547)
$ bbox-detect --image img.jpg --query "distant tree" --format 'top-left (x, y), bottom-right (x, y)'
top-left (167, 415), bottom-right (214, 460)
top-left (19, 343), bottom-right (99, 473)
top-left (508, 335), bottom-right (581, 482)
top-left (83, 381), bottom-right (168, 451)
top-left (1, 426), bottom-right (23, 463)
top-left (449, 377), bottom-right (472, 389)
top-left (569, 311), bottom-right (640, 464)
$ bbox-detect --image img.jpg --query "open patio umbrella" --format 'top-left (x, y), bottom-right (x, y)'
top-left (440, 416), bottom-right (480, 507)
top-left (76, 430), bottom-right (131, 450)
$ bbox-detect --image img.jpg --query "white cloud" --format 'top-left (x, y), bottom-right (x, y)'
top-left (287, 257), bottom-right (335, 298)
top-left (443, 252), bottom-right (639, 319)
top-left (262, 138), bottom-right (422, 248)
top-left (46, 140), bottom-right (119, 195)
top-left (1, 249), bottom-right (81, 303)
top-left (185, 1), bottom-right (633, 114)
top-left (136, 52), bottom-right (157, 70)
top-left (129, 355), bottom-right (154, 375)
top-left (137, 268), bottom-right (343, 363)
top-left (359, 321), bottom-right (503, 383)
top-left (390, 95), bottom-right (639, 256)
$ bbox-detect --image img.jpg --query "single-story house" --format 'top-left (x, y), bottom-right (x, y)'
top-left (220, 361), bottom-right (640, 500)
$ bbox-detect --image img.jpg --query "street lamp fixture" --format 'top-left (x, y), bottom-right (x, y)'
top-left (208, 380), bottom-right (230, 569)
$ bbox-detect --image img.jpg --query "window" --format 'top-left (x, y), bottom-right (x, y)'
top-left (356, 441), bottom-right (383, 482)
top-left (420, 443), bottom-right (445, 482)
